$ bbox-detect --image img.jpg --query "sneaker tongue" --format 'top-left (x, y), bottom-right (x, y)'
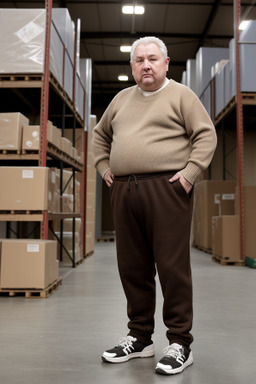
top-left (170, 343), bottom-right (183, 350)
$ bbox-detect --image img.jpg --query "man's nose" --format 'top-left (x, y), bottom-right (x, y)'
top-left (143, 60), bottom-right (151, 70)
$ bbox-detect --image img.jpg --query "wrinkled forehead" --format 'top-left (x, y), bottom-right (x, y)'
top-left (134, 43), bottom-right (163, 59)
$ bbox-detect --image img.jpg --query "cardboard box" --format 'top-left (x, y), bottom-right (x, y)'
top-left (60, 194), bottom-right (74, 213)
top-left (52, 218), bottom-right (82, 264)
top-left (54, 127), bottom-right (62, 149)
top-left (0, 239), bottom-right (58, 289)
top-left (193, 180), bottom-right (236, 250)
top-left (22, 125), bottom-right (39, 150)
top-left (0, 112), bottom-right (29, 151)
top-left (48, 168), bottom-right (60, 213)
top-left (0, 167), bottom-right (49, 210)
top-left (22, 123), bottom-right (62, 151)
top-left (47, 121), bottom-right (55, 146)
top-left (214, 192), bottom-right (235, 216)
top-left (235, 186), bottom-right (256, 259)
top-left (71, 147), bottom-right (78, 160)
top-left (212, 215), bottom-right (241, 261)
top-left (60, 137), bottom-right (72, 155)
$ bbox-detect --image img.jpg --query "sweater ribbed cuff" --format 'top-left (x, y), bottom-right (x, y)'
top-left (96, 160), bottom-right (110, 178)
top-left (180, 162), bottom-right (202, 185)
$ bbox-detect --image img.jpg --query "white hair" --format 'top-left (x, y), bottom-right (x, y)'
top-left (130, 36), bottom-right (168, 63)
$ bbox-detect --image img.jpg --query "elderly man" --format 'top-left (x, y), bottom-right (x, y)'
top-left (92, 36), bottom-right (217, 375)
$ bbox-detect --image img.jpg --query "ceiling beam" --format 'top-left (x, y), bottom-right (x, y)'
top-left (0, 0), bottom-right (253, 6)
top-left (94, 60), bottom-right (186, 66)
top-left (196, 0), bottom-right (223, 51)
top-left (58, 0), bottom-right (67, 7)
top-left (81, 31), bottom-right (232, 41)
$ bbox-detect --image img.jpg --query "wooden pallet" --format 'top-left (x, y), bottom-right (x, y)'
top-left (0, 73), bottom-right (43, 82)
top-left (193, 244), bottom-right (212, 255)
top-left (0, 210), bottom-right (42, 215)
top-left (212, 256), bottom-right (245, 267)
top-left (97, 237), bottom-right (115, 243)
top-left (75, 257), bottom-right (85, 266)
top-left (21, 149), bottom-right (39, 155)
top-left (85, 251), bottom-right (94, 259)
top-left (214, 96), bottom-right (236, 125)
top-left (0, 278), bottom-right (62, 298)
top-left (0, 149), bottom-right (22, 155)
top-left (242, 92), bottom-right (256, 104)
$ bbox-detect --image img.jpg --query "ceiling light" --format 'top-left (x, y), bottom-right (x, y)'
top-left (239, 20), bottom-right (250, 30)
top-left (122, 5), bottom-right (145, 15)
top-left (118, 75), bottom-right (129, 81)
top-left (120, 45), bottom-right (132, 53)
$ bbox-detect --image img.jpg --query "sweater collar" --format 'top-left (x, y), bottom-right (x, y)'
top-left (138, 78), bottom-right (170, 96)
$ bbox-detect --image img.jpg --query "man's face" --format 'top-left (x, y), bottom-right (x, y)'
top-left (130, 43), bottom-right (170, 91)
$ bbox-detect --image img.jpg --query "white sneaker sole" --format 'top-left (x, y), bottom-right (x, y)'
top-left (155, 351), bottom-right (193, 375)
top-left (102, 344), bottom-right (155, 364)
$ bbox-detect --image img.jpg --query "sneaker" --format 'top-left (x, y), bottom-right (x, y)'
top-left (102, 336), bottom-right (154, 363)
top-left (155, 343), bottom-right (193, 375)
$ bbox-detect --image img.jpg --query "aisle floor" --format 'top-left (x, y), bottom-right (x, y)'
top-left (0, 242), bottom-right (255, 384)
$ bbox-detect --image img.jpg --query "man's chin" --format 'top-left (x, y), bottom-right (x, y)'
top-left (141, 79), bottom-right (156, 90)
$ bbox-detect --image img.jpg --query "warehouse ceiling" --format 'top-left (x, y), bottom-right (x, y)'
top-left (1, 0), bottom-right (256, 108)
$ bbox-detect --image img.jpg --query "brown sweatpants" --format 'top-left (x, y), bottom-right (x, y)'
top-left (109, 172), bottom-right (194, 348)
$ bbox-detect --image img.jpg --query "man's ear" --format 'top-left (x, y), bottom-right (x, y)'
top-left (165, 57), bottom-right (170, 71)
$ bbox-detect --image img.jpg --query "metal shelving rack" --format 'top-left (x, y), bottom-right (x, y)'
top-left (210, 0), bottom-right (255, 261)
top-left (0, 0), bottom-right (87, 267)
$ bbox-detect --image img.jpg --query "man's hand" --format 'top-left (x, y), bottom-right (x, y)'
top-left (104, 169), bottom-right (115, 187)
top-left (169, 171), bottom-right (192, 194)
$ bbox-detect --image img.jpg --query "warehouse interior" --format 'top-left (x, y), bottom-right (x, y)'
top-left (0, 1), bottom-right (256, 383)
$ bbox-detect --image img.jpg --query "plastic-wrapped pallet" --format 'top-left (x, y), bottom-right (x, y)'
top-left (195, 47), bottom-right (229, 97)
top-left (0, 8), bottom-right (75, 105)
top-left (229, 20), bottom-right (256, 97)
top-left (181, 71), bottom-right (187, 86)
top-left (186, 59), bottom-right (196, 93)
top-left (212, 60), bottom-right (229, 118)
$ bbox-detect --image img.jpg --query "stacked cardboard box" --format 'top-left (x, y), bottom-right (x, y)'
top-left (211, 185), bottom-right (256, 263)
top-left (22, 123), bottom-right (78, 161)
top-left (51, 218), bottom-right (82, 264)
top-left (0, 239), bottom-right (58, 289)
top-left (0, 167), bottom-right (49, 210)
top-left (22, 125), bottom-right (40, 150)
top-left (0, 112), bottom-right (29, 151)
top-left (235, 186), bottom-right (256, 261)
top-left (212, 215), bottom-right (241, 262)
top-left (193, 180), bottom-right (236, 251)
top-left (48, 168), bottom-right (60, 213)
top-left (60, 137), bottom-right (72, 156)
top-left (60, 169), bottom-right (80, 213)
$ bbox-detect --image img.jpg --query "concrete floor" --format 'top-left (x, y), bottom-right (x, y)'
top-left (0, 242), bottom-right (255, 384)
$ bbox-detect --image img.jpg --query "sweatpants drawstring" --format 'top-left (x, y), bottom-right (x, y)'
top-left (127, 175), bottom-right (139, 190)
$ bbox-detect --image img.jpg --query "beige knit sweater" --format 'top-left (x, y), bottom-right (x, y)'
top-left (92, 79), bottom-right (217, 185)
